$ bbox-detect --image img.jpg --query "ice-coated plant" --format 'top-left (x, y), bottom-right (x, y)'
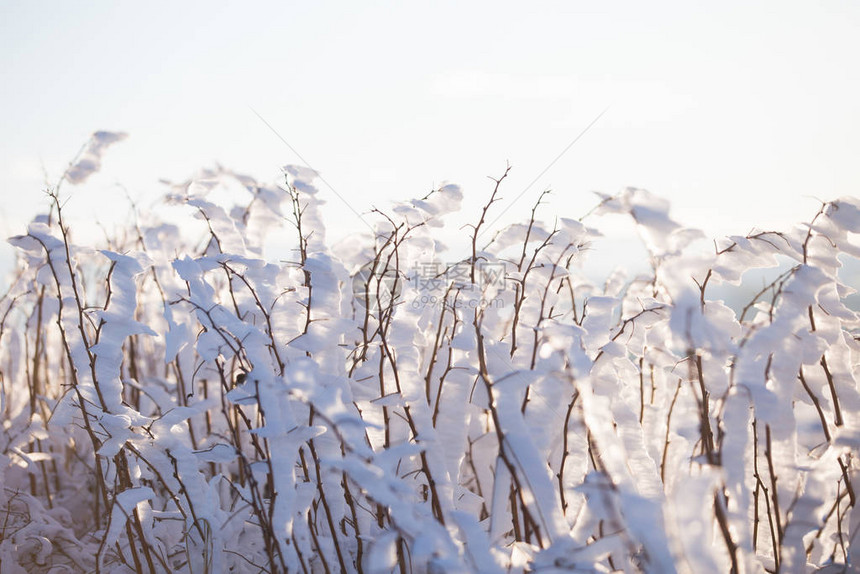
top-left (0, 133), bottom-right (858, 573)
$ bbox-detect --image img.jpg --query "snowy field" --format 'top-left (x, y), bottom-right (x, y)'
top-left (0, 133), bottom-right (858, 573)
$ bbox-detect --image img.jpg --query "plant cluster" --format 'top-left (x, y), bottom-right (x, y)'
top-left (0, 135), bottom-right (858, 573)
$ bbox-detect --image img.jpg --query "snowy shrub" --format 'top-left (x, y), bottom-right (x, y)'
top-left (0, 134), bottom-right (858, 573)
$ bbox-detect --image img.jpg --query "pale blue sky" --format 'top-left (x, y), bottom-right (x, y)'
top-left (1, 1), bottom-right (859, 277)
